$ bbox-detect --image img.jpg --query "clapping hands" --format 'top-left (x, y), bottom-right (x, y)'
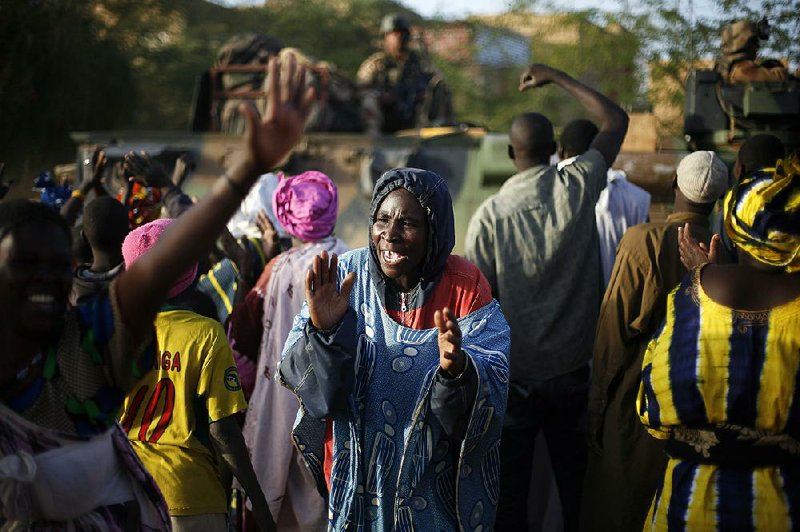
top-left (678, 223), bottom-right (720, 270)
top-left (435, 307), bottom-right (466, 378)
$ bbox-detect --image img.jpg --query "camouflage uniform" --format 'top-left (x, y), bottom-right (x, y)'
top-left (715, 20), bottom-right (790, 84)
top-left (357, 50), bottom-right (453, 134)
top-left (357, 50), bottom-right (430, 134)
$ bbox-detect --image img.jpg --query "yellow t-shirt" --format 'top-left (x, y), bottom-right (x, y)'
top-left (119, 309), bottom-right (247, 516)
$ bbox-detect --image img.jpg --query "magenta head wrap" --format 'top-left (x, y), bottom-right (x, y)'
top-left (121, 218), bottom-right (198, 298)
top-left (272, 171), bottom-right (338, 242)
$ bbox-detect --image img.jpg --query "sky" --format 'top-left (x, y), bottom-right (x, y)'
top-left (216, 0), bottom-right (763, 23)
top-left (395, 0), bottom-right (740, 20)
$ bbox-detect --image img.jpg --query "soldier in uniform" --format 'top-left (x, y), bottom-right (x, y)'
top-left (715, 18), bottom-right (791, 84)
top-left (357, 13), bottom-right (453, 134)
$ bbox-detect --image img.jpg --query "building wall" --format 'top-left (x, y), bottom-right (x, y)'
top-left (424, 22), bottom-right (530, 68)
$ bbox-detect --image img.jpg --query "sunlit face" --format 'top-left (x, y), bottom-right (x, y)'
top-left (383, 31), bottom-right (406, 58)
top-left (371, 188), bottom-right (428, 292)
top-left (0, 222), bottom-right (73, 341)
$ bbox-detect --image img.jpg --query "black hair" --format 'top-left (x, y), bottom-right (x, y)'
top-left (82, 196), bottom-right (129, 255)
top-left (72, 222), bottom-right (93, 264)
top-left (559, 119), bottom-right (599, 158)
top-left (0, 199), bottom-right (72, 246)
top-left (510, 113), bottom-right (555, 162)
top-left (738, 134), bottom-right (785, 176)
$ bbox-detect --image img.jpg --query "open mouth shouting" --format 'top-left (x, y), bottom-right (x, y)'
top-left (371, 187), bottom-right (428, 290)
top-left (381, 249), bottom-right (409, 265)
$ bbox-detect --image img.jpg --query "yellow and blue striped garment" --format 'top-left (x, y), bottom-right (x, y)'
top-left (638, 266), bottom-right (800, 530)
top-left (724, 157), bottom-right (800, 274)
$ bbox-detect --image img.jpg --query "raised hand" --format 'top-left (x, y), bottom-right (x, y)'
top-left (61, 149), bottom-right (108, 225)
top-left (239, 53), bottom-right (316, 178)
top-left (123, 151), bottom-right (171, 188)
top-left (172, 153), bottom-right (195, 188)
top-left (518, 64), bottom-right (557, 92)
top-left (434, 307), bottom-right (466, 377)
top-left (113, 55), bottom-right (317, 384)
top-left (86, 149), bottom-right (107, 193)
top-left (256, 209), bottom-right (281, 260)
top-left (305, 250), bottom-right (356, 332)
top-left (219, 228), bottom-right (249, 270)
top-left (678, 223), bottom-right (720, 270)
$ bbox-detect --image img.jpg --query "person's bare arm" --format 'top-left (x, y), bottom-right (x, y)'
top-left (210, 416), bottom-right (275, 532)
top-left (115, 56), bottom-right (314, 347)
top-left (519, 64), bottom-right (628, 168)
top-left (60, 149), bottom-right (106, 227)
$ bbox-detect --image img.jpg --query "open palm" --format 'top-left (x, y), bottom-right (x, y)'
top-left (305, 250), bottom-right (356, 332)
top-left (241, 53), bottom-right (316, 176)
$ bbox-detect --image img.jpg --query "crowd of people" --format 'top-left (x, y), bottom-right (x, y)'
top-left (1, 21), bottom-right (800, 532)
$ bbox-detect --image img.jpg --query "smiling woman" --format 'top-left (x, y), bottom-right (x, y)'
top-left (0, 212), bottom-right (73, 345)
top-left (371, 187), bottom-right (428, 291)
top-left (277, 167), bottom-right (511, 530)
top-left (0, 200), bottom-right (172, 530)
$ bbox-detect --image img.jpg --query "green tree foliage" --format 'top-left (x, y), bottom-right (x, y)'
top-left (0, 0), bottom-right (135, 182)
top-left (431, 11), bottom-right (642, 131)
top-left (0, 0), bottom-right (413, 184)
top-left (611, 0), bottom-right (799, 135)
top-left (6, 0), bottom-right (794, 188)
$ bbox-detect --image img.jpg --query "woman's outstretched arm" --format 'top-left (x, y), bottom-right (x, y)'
top-left (113, 55), bottom-right (315, 385)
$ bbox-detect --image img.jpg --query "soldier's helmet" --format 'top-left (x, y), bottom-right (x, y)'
top-left (380, 13), bottom-right (411, 35)
top-left (721, 18), bottom-right (769, 55)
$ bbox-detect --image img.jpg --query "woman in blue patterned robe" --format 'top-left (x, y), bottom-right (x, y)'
top-left (278, 167), bottom-right (510, 531)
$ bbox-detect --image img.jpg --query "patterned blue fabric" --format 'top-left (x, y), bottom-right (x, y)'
top-left (282, 247), bottom-right (509, 531)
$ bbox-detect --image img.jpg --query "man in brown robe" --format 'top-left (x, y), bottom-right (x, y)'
top-left (581, 151), bottom-right (729, 531)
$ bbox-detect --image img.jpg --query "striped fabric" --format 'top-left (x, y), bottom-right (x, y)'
top-left (0, 405), bottom-right (171, 530)
top-left (197, 258), bottom-right (239, 322)
top-left (196, 239), bottom-right (265, 323)
top-left (638, 266), bottom-right (800, 530)
top-left (724, 156), bottom-right (800, 273)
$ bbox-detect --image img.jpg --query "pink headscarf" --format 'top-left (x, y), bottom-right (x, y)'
top-left (272, 171), bottom-right (338, 242)
top-left (121, 218), bottom-right (199, 298)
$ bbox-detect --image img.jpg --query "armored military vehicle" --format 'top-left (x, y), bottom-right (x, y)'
top-left (684, 70), bottom-right (800, 163)
top-left (71, 40), bottom-right (686, 252)
top-left (72, 123), bottom-right (687, 254)
top-left (683, 18), bottom-right (800, 164)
